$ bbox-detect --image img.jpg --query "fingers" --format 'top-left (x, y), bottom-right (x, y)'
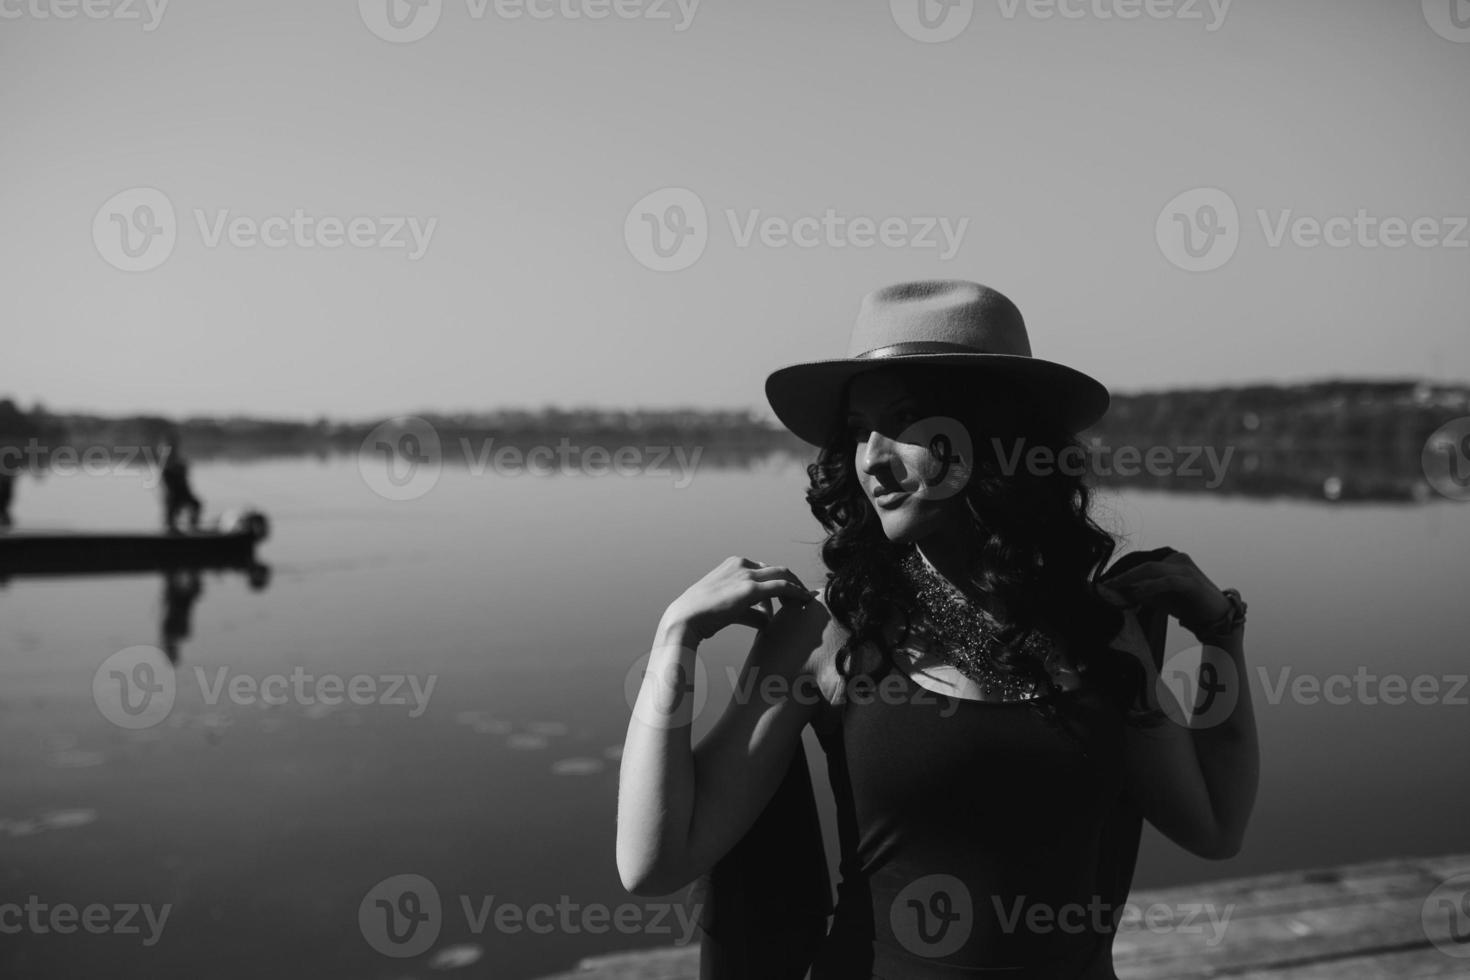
top-left (747, 577), bottom-right (814, 604)
top-left (733, 607), bottom-right (769, 631)
top-left (748, 563), bottom-right (808, 589)
top-left (1103, 563), bottom-right (1170, 591)
top-left (1108, 576), bottom-right (1175, 601)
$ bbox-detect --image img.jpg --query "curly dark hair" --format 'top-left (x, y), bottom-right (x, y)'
top-left (805, 364), bottom-right (1157, 736)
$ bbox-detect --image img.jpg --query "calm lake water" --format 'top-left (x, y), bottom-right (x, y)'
top-left (1, 455), bottom-right (1467, 978)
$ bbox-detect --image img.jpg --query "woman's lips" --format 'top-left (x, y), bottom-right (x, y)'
top-left (873, 489), bottom-right (910, 509)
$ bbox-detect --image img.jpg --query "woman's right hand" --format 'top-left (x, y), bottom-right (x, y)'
top-left (660, 556), bottom-right (816, 645)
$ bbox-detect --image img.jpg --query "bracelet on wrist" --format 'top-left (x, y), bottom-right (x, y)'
top-left (1181, 587), bottom-right (1247, 642)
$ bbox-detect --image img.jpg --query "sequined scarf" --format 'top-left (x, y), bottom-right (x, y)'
top-left (895, 546), bottom-right (1068, 702)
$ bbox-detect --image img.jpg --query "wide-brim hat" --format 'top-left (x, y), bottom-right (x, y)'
top-left (765, 280), bottom-right (1110, 447)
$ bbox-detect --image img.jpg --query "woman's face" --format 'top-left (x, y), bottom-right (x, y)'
top-left (844, 370), bottom-right (969, 544)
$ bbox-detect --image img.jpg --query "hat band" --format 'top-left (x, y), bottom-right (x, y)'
top-left (855, 341), bottom-right (983, 359)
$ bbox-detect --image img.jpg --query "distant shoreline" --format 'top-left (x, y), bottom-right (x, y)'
top-left (3, 379), bottom-right (1468, 504)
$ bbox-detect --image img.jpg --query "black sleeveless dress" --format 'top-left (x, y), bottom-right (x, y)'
top-left (809, 659), bottom-right (1128, 979)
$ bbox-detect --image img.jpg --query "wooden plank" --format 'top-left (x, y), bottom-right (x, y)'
top-left (534, 854), bottom-right (1470, 980)
top-left (562, 945), bottom-right (699, 979)
top-left (1228, 946), bottom-right (1470, 979)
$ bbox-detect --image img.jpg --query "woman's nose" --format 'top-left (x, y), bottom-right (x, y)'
top-left (860, 429), bottom-right (895, 473)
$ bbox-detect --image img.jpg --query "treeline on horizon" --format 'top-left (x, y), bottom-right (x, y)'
top-left (3, 379), bottom-right (1465, 452)
top-left (2, 380), bottom-right (1467, 503)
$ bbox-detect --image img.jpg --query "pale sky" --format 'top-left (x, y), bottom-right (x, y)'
top-left (3, 0), bottom-right (1468, 420)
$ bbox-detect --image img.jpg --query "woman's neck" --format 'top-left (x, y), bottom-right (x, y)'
top-left (911, 530), bottom-right (1008, 619)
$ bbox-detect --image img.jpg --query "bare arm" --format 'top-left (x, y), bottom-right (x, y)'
top-left (1113, 607), bottom-right (1259, 859)
top-left (616, 558), bottom-right (837, 896)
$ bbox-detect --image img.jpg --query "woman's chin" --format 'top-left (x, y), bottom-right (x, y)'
top-left (875, 501), bottom-right (947, 544)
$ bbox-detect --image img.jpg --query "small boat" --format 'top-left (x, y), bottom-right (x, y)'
top-left (0, 510), bottom-right (269, 578)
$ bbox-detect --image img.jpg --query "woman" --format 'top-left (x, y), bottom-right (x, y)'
top-left (617, 280), bottom-right (1259, 978)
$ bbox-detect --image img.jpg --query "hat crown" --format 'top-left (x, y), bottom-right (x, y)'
top-left (849, 280), bottom-right (1033, 359)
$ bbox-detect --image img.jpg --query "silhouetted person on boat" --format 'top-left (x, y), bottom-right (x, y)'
top-left (159, 435), bottom-right (202, 533)
top-left (0, 471), bottom-right (13, 527)
top-left (161, 567), bottom-right (203, 664)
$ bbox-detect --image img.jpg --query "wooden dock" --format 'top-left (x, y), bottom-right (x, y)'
top-left (534, 853), bottom-right (1470, 978)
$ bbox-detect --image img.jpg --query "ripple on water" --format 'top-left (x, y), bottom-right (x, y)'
top-left (550, 758), bottom-right (606, 777)
top-left (506, 734), bottom-right (548, 750)
top-left (429, 944), bottom-right (483, 969)
top-left (602, 745), bottom-right (623, 760)
top-left (1, 809), bottom-right (98, 837)
top-left (48, 750), bottom-right (105, 769)
top-left (525, 721), bottom-right (568, 737)
top-left (40, 809), bottom-right (98, 830)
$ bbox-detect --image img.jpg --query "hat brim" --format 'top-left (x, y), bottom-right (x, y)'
top-left (765, 353), bottom-right (1110, 448)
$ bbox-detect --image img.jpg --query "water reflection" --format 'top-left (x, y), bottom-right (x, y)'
top-left (161, 562), bottom-right (270, 663)
top-left (159, 568), bottom-right (202, 664)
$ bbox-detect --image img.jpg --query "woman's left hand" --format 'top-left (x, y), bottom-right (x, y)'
top-left (1097, 549), bottom-right (1231, 635)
